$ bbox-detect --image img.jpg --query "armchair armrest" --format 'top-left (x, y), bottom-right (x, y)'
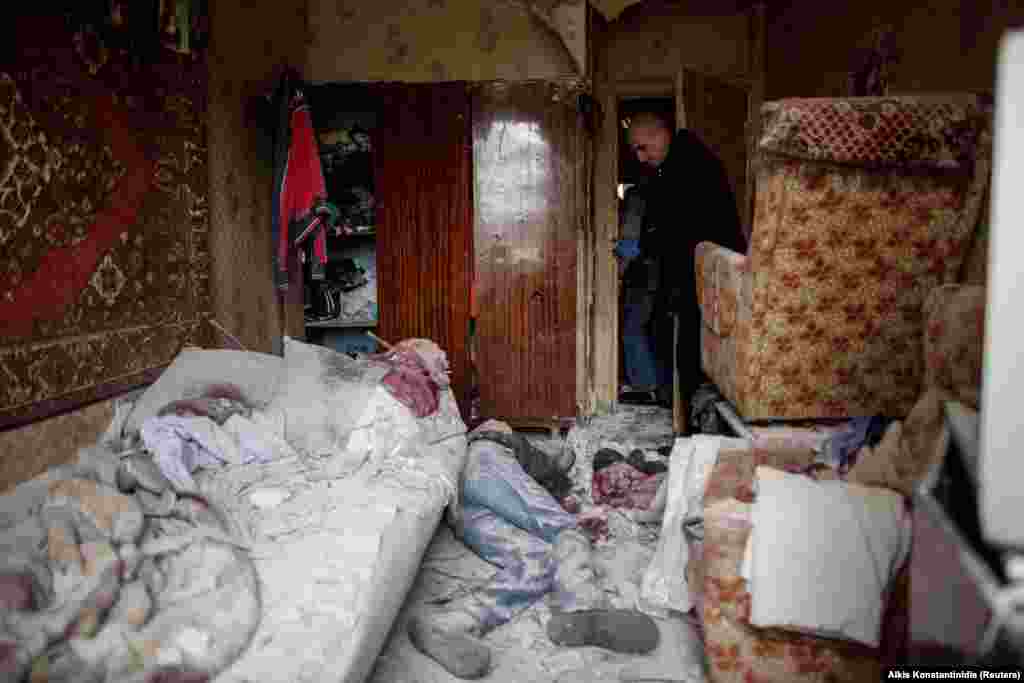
top-left (922, 284), bottom-right (987, 409)
top-left (696, 241), bottom-right (748, 338)
top-left (704, 442), bottom-right (818, 507)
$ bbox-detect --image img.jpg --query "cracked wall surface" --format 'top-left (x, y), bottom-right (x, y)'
top-left (307, 0), bottom-right (585, 83)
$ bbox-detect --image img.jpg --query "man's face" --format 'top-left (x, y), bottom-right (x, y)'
top-left (628, 124), bottom-right (671, 168)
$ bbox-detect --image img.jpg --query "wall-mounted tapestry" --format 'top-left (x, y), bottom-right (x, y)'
top-left (0, 14), bottom-right (212, 430)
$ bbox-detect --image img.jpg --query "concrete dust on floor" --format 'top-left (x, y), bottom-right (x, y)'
top-left (369, 406), bottom-right (705, 683)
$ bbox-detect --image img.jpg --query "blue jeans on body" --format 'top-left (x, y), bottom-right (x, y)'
top-left (622, 288), bottom-right (659, 391)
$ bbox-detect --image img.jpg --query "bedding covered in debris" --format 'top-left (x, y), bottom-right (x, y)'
top-left (0, 338), bottom-right (468, 683)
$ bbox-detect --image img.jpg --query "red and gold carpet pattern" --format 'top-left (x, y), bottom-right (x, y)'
top-left (0, 16), bottom-right (213, 430)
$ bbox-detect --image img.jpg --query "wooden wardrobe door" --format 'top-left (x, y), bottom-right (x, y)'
top-left (471, 82), bottom-right (581, 423)
top-left (374, 83), bottom-right (474, 414)
top-left (678, 68), bottom-right (752, 238)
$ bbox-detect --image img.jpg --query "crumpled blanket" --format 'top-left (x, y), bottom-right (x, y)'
top-left (365, 349), bottom-right (438, 418)
top-left (139, 410), bottom-right (295, 492)
top-left (591, 462), bottom-right (666, 510)
top-left (369, 338), bottom-right (452, 418)
top-left (815, 415), bottom-right (892, 476)
top-left (0, 446), bottom-right (261, 683)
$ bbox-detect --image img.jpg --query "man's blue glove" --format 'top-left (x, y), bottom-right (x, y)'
top-left (614, 239), bottom-right (641, 261)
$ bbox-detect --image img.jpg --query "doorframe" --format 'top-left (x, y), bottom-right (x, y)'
top-left (585, 2), bottom-right (766, 419)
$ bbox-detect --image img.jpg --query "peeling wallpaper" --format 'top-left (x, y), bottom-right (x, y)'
top-left (307, 0), bottom-right (584, 83)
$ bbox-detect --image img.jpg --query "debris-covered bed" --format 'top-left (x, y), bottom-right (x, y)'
top-left (0, 337), bottom-right (468, 683)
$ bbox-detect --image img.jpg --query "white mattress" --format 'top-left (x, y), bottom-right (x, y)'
top-left (207, 389), bottom-right (467, 683)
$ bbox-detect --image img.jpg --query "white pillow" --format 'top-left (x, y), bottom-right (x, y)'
top-left (742, 466), bottom-right (910, 648)
top-left (269, 337), bottom-right (419, 475)
top-left (124, 347), bottom-right (284, 437)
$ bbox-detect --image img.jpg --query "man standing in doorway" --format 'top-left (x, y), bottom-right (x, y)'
top-left (624, 112), bottom-right (747, 419)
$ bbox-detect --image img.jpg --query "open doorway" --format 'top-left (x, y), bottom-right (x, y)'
top-left (615, 96), bottom-right (675, 405)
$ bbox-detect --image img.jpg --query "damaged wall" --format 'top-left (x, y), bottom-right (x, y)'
top-left (605, 1), bottom-right (752, 83)
top-left (766, 0), bottom-right (1024, 99)
top-left (208, 0), bottom-right (311, 352)
top-left (306, 0), bottom-right (584, 83)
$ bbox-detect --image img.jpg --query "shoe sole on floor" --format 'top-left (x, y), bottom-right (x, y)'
top-left (546, 608), bottom-right (660, 654)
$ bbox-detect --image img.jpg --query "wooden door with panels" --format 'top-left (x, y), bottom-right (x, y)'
top-left (471, 81), bottom-right (584, 426)
top-left (374, 83), bottom-right (475, 416)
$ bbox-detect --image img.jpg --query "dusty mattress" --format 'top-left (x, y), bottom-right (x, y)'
top-left (209, 389), bottom-right (465, 683)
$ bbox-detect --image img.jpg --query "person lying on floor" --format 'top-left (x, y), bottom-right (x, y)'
top-left (407, 420), bottom-right (660, 679)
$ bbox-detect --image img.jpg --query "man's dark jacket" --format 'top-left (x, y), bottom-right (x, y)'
top-left (626, 129), bottom-right (748, 399)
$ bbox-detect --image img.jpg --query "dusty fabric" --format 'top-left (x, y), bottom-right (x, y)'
top-left (453, 442), bottom-right (584, 632)
top-left (689, 384), bottom-right (730, 437)
top-left (123, 348), bottom-right (283, 439)
top-left (139, 413), bottom-right (288, 492)
top-left (468, 430), bottom-right (573, 502)
top-left (815, 415), bottom-right (892, 476)
top-left (592, 448), bottom-right (667, 476)
top-left (847, 390), bottom-right (949, 498)
top-left (0, 447), bottom-right (260, 683)
top-left (365, 344), bottom-right (444, 418)
top-left (592, 462), bottom-right (666, 511)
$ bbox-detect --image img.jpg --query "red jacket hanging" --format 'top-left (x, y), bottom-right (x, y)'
top-left (277, 97), bottom-right (328, 288)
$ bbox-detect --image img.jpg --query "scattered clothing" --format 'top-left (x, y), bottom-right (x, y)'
top-left (689, 382), bottom-right (730, 436)
top-left (139, 412), bottom-right (288, 491)
top-left (370, 346), bottom-right (441, 418)
top-left (591, 461), bottom-right (666, 510)
top-left (816, 415), bottom-right (893, 475)
top-left (157, 395), bottom-right (252, 425)
top-left (275, 89), bottom-right (328, 289)
top-left (592, 447), bottom-right (668, 476)
top-left (575, 506), bottom-right (610, 543)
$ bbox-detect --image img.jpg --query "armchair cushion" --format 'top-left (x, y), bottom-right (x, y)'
top-left (695, 443), bottom-right (908, 682)
top-left (743, 467), bottom-right (911, 648)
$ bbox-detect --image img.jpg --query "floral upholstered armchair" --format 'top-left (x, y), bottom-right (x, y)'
top-left (696, 95), bottom-right (990, 421)
top-left (689, 283), bottom-right (988, 683)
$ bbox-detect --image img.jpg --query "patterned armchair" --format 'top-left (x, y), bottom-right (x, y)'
top-left (690, 283), bottom-right (988, 683)
top-left (696, 95), bottom-right (990, 421)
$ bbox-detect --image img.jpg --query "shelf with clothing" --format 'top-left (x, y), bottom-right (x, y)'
top-left (301, 86), bottom-right (380, 351)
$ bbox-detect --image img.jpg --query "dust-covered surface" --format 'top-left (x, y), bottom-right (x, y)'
top-left (369, 405), bottom-right (707, 683)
